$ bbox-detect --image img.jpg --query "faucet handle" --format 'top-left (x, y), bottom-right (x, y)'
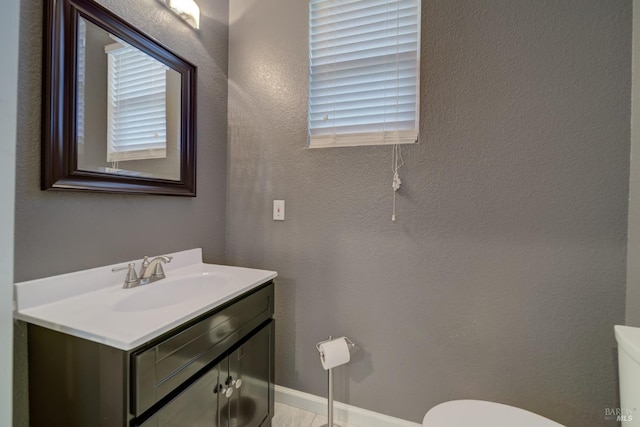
top-left (112, 263), bottom-right (139, 289)
top-left (139, 256), bottom-right (150, 276)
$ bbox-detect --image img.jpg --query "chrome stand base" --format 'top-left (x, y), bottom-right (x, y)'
top-left (316, 336), bottom-right (356, 427)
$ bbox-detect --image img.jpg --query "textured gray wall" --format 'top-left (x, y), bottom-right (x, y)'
top-left (628, 0), bottom-right (640, 327)
top-left (13, 0), bottom-right (228, 424)
top-left (227, 0), bottom-right (631, 425)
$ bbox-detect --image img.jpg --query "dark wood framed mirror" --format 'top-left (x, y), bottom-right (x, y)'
top-left (43, 0), bottom-right (197, 196)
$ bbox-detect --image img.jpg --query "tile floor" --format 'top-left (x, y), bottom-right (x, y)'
top-left (272, 402), bottom-right (360, 427)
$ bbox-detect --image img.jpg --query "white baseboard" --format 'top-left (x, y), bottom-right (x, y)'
top-left (274, 385), bottom-right (422, 427)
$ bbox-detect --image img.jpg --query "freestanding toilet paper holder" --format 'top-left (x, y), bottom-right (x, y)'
top-left (316, 336), bottom-right (356, 427)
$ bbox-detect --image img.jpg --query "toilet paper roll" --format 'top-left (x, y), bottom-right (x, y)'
top-left (318, 337), bottom-right (351, 370)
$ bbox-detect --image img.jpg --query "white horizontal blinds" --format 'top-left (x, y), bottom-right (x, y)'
top-left (106, 41), bottom-right (168, 162)
top-left (308, 0), bottom-right (420, 147)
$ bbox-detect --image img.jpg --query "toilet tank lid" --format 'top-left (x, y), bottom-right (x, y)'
top-left (422, 400), bottom-right (564, 427)
top-left (615, 325), bottom-right (640, 364)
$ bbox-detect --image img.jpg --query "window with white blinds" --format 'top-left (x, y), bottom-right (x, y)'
top-left (106, 41), bottom-right (168, 162)
top-left (308, 0), bottom-right (420, 148)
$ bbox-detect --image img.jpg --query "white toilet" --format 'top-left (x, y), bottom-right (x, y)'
top-left (421, 324), bottom-right (640, 427)
top-left (422, 400), bottom-right (564, 426)
top-left (615, 325), bottom-right (640, 426)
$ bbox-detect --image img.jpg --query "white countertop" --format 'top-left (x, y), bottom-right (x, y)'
top-left (14, 249), bottom-right (277, 350)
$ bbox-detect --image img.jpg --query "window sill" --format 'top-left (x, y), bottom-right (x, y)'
top-left (308, 130), bottom-right (418, 149)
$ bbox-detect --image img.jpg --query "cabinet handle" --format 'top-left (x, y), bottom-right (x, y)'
top-left (228, 375), bottom-right (243, 389)
top-left (223, 387), bottom-right (234, 398)
top-left (213, 384), bottom-right (221, 394)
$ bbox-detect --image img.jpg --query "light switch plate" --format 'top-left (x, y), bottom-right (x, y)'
top-left (273, 200), bottom-right (285, 220)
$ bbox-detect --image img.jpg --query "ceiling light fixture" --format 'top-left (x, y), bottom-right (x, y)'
top-left (158, 0), bottom-right (200, 29)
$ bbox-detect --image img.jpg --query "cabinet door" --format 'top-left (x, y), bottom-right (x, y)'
top-left (138, 362), bottom-right (223, 427)
top-left (222, 323), bottom-right (273, 427)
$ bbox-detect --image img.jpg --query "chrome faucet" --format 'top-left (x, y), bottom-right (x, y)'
top-left (112, 255), bottom-right (173, 289)
top-left (139, 255), bottom-right (173, 281)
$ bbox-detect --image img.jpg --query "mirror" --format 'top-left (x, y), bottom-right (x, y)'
top-left (43, 0), bottom-right (197, 196)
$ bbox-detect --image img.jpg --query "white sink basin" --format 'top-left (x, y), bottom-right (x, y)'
top-left (13, 249), bottom-right (277, 350)
top-left (113, 274), bottom-right (230, 312)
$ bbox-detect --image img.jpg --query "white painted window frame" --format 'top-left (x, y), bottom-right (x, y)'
top-left (308, 0), bottom-right (421, 148)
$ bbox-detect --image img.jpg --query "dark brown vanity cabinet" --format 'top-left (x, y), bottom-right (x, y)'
top-left (138, 322), bottom-right (274, 427)
top-left (28, 282), bottom-right (275, 427)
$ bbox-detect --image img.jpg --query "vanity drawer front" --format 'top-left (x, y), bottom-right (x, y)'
top-left (132, 282), bottom-right (274, 417)
top-left (136, 362), bottom-right (224, 427)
